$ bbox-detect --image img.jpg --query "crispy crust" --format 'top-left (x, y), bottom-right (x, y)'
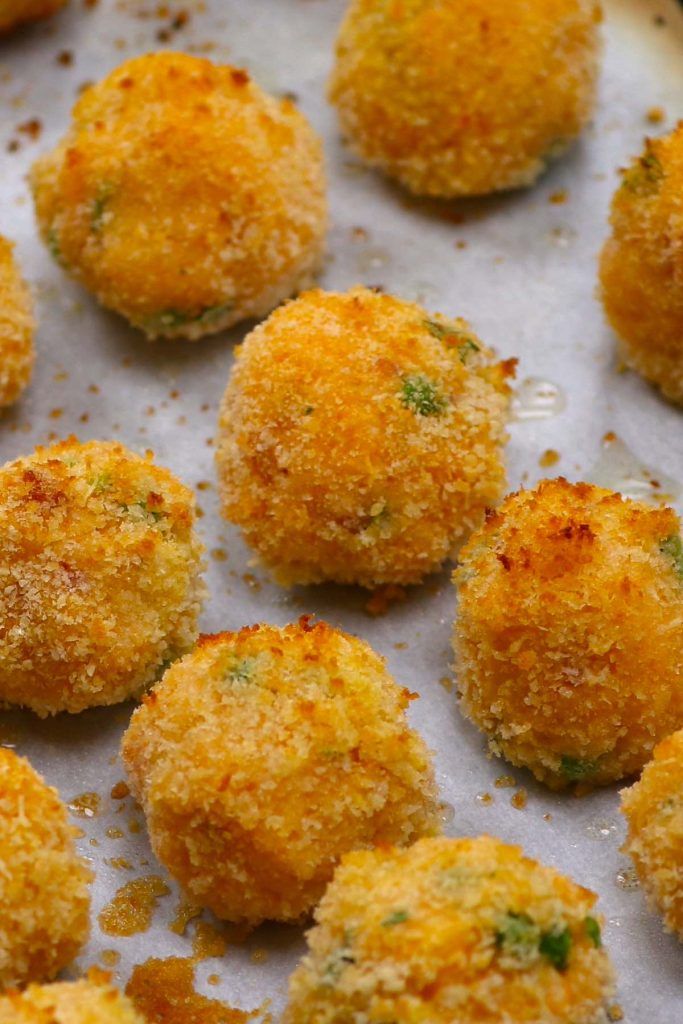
top-left (0, 750), bottom-right (91, 989)
top-left (215, 286), bottom-right (513, 587)
top-left (329, 0), bottom-right (602, 197)
top-left (284, 835), bottom-right (615, 1024)
top-left (121, 618), bottom-right (441, 925)
top-left (0, 236), bottom-right (35, 409)
top-left (0, 972), bottom-right (144, 1024)
top-left (453, 478), bottom-right (683, 788)
top-left (30, 52), bottom-right (327, 340)
top-left (0, 437), bottom-right (206, 715)
top-left (599, 124), bottom-right (683, 404)
top-left (621, 729), bottom-right (683, 939)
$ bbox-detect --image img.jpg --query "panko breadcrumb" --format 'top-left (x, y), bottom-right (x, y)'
top-left (0, 437), bottom-right (205, 716)
top-left (600, 124), bottom-right (683, 404)
top-left (0, 236), bottom-right (35, 409)
top-left (121, 618), bottom-right (441, 925)
top-left (0, 972), bottom-right (144, 1024)
top-left (0, 749), bottom-right (91, 990)
top-left (329, 0), bottom-right (602, 197)
top-left (284, 835), bottom-right (615, 1024)
top-left (621, 729), bottom-right (683, 940)
top-left (30, 52), bottom-right (327, 340)
top-left (0, 0), bottom-right (65, 34)
top-left (454, 478), bottom-right (683, 788)
top-left (216, 286), bottom-right (514, 588)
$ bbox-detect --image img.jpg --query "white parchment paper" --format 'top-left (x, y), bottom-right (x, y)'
top-left (0, 0), bottom-right (681, 1019)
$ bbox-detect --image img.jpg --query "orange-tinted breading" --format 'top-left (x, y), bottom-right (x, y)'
top-left (121, 619), bottom-right (441, 925)
top-left (0, 973), bottom-right (144, 1024)
top-left (621, 729), bottom-right (683, 940)
top-left (0, 0), bottom-right (65, 33)
top-left (216, 287), bottom-right (513, 587)
top-left (329, 0), bottom-right (602, 197)
top-left (0, 438), bottom-right (205, 716)
top-left (454, 478), bottom-right (683, 788)
top-left (0, 236), bottom-right (35, 409)
top-left (600, 124), bottom-right (683, 404)
top-left (30, 52), bottom-right (327, 340)
top-left (284, 835), bottom-right (615, 1024)
top-left (0, 750), bottom-right (91, 990)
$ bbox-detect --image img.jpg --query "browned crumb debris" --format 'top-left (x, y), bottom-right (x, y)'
top-left (98, 876), bottom-right (170, 936)
top-left (126, 957), bottom-right (262, 1024)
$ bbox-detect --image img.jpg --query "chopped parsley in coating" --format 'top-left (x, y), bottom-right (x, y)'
top-left (400, 374), bottom-right (447, 416)
top-left (660, 534), bottom-right (683, 579)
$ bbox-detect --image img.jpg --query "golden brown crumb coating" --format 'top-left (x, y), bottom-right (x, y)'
top-left (0, 437), bottom-right (205, 716)
top-left (600, 125), bottom-right (683, 404)
top-left (284, 835), bottom-right (615, 1024)
top-left (121, 618), bottom-right (441, 925)
top-left (329, 0), bottom-right (602, 197)
top-left (30, 52), bottom-right (327, 340)
top-left (621, 729), bottom-right (683, 940)
top-left (0, 972), bottom-right (144, 1024)
top-left (454, 478), bottom-right (683, 788)
top-left (0, 0), bottom-right (65, 34)
top-left (216, 287), bottom-right (513, 588)
top-left (0, 236), bottom-right (35, 409)
top-left (0, 750), bottom-right (91, 990)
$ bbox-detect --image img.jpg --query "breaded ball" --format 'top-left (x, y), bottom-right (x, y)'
top-left (600, 125), bottom-right (683, 404)
top-left (329, 0), bottom-right (602, 197)
top-left (216, 287), bottom-right (513, 587)
top-left (0, 0), bottom-right (65, 34)
top-left (621, 729), bottom-right (683, 940)
top-left (121, 618), bottom-right (440, 925)
top-left (0, 437), bottom-right (205, 716)
top-left (454, 478), bottom-right (683, 789)
top-left (284, 835), bottom-right (614, 1024)
top-left (0, 749), bottom-right (91, 989)
top-left (0, 236), bottom-right (35, 409)
top-left (0, 973), bottom-right (144, 1024)
top-left (30, 52), bottom-right (327, 340)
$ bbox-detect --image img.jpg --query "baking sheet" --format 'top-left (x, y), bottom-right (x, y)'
top-left (0, 0), bottom-right (682, 1018)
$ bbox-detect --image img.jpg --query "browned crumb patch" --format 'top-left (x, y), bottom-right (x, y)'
top-left (98, 876), bottom-right (170, 936)
top-left (126, 957), bottom-right (256, 1024)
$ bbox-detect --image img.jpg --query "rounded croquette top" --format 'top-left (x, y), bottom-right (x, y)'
top-left (284, 835), bottom-right (614, 1024)
top-left (0, 437), bottom-right (205, 716)
top-left (454, 477), bottom-right (683, 788)
top-left (0, 749), bottom-right (92, 989)
top-left (0, 972), bottom-right (144, 1024)
top-left (30, 51), bottom-right (327, 339)
top-left (600, 123), bottom-right (683, 404)
top-left (121, 617), bottom-right (441, 923)
top-left (216, 286), bottom-right (514, 587)
top-left (621, 728), bottom-right (683, 939)
top-left (0, 235), bottom-right (35, 409)
top-left (329, 0), bottom-right (602, 196)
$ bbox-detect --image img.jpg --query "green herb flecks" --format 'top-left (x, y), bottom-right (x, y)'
top-left (322, 935), bottom-right (356, 986)
top-left (660, 534), bottom-right (683, 580)
top-left (90, 472), bottom-right (112, 494)
top-left (382, 909), bottom-right (409, 927)
top-left (225, 656), bottom-right (256, 684)
top-left (91, 183), bottom-right (115, 234)
top-left (400, 374), bottom-right (447, 417)
top-left (584, 916), bottom-right (602, 948)
top-left (497, 913), bottom-right (572, 972)
top-left (560, 756), bottom-right (597, 782)
top-left (621, 147), bottom-right (664, 197)
top-left (423, 318), bottom-right (481, 363)
top-left (47, 227), bottom-right (66, 268)
top-left (144, 302), bottom-right (234, 334)
top-left (120, 499), bottom-right (165, 523)
top-left (539, 926), bottom-right (572, 972)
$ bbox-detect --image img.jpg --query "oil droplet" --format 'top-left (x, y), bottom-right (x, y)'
top-left (511, 788), bottom-right (528, 810)
top-left (110, 780), bottom-right (130, 800)
top-left (250, 948), bottom-right (269, 965)
top-left (106, 827), bottom-right (124, 839)
top-left (543, 813), bottom-right (553, 822)
top-left (107, 857), bottom-right (133, 871)
top-left (494, 775), bottom-right (516, 789)
top-left (607, 1004), bottom-right (625, 1022)
top-left (192, 920), bottom-right (227, 960)
top-left (539, 448), bottom-right (560, 468)
top-left (585, 820), bottom-right (617, 841)
top-left (356, 246), bottom-right (390, 274)
top-left (587, 435), bottom-right (681, 506)
top-left (476, 792), bottom-right (493, 806)
top-left (68, 792), bottom-right (101, 818)
top-left (100, 949), bottom-right (121, 967)
top-left (616, 865), bottom-right (640, 891)
top-left (439, 801), bottom-right (455, 825)
top-left (98, 876), bottom-right (170, 936)
top-left (126, 957), bottom-right (254, 1024)
top-left (207, 974), bottom-right (221, 986)
top-left (511, 378), bottom-right (566, 421)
